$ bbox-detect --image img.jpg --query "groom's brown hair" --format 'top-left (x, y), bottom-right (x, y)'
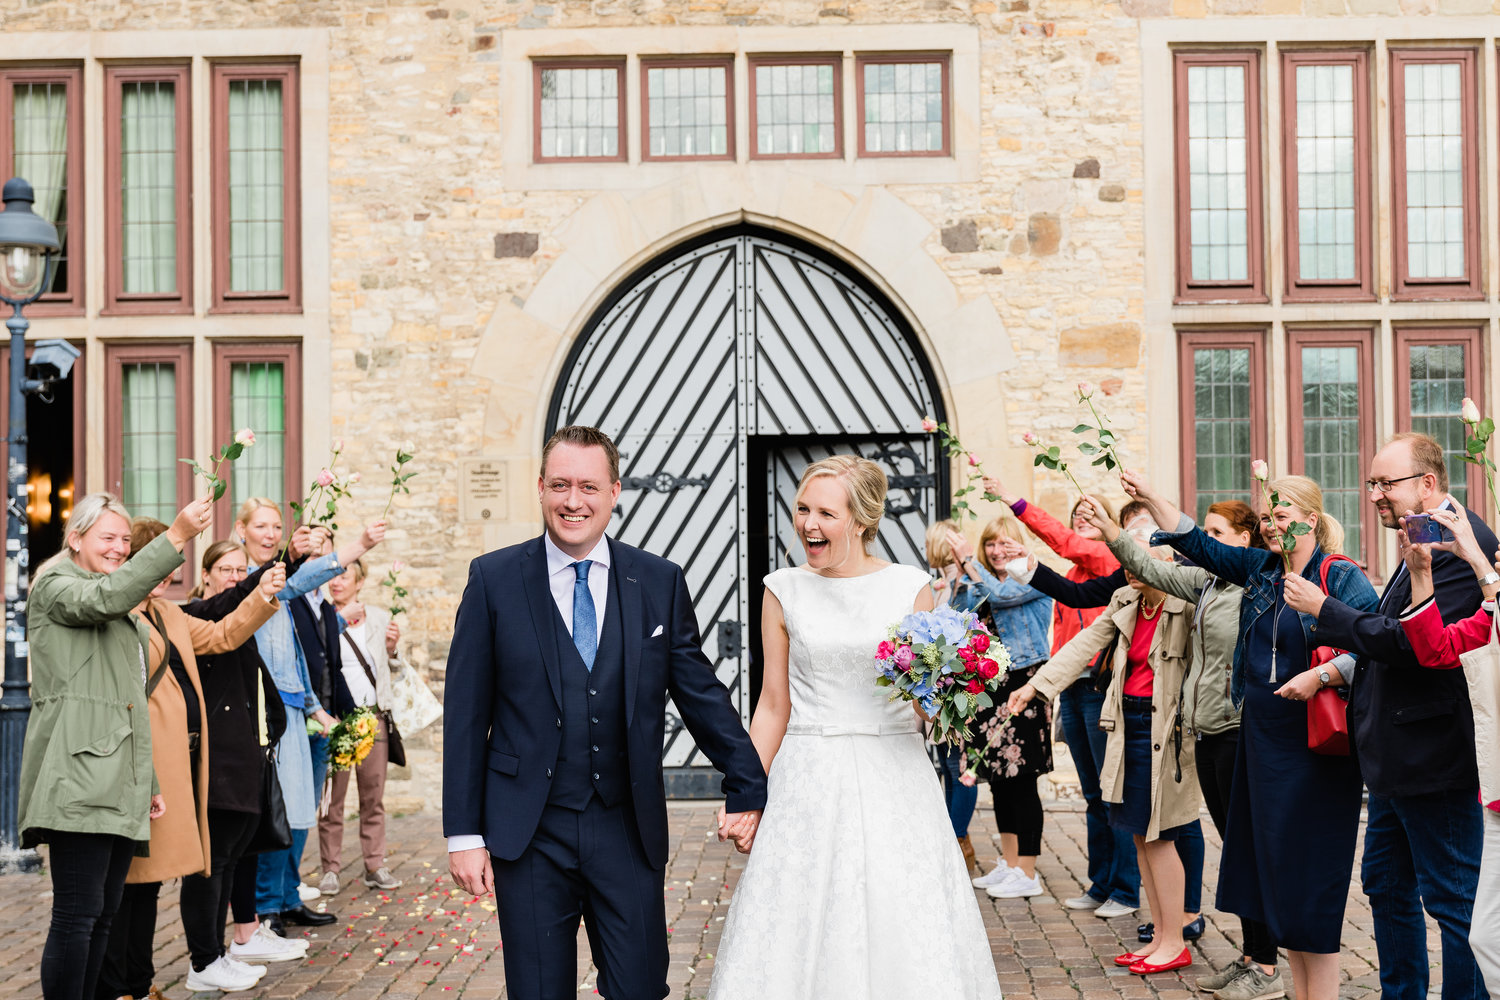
top-left (541, 425), bottom-right (621, 483)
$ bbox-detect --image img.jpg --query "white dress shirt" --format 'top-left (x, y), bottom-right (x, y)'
top-left (448, 531), bottom-right (614, 855)
top-left (339, 620), bottom-right (379, 708)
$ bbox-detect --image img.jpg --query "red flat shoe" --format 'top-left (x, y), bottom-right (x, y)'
top-left (1114, 951), bottom-right (1144, 966)
top-left (1129, 947), bottom-right (1192, 975)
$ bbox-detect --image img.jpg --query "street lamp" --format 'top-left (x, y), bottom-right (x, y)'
top-left (0, 177), bottom-right (78, 872)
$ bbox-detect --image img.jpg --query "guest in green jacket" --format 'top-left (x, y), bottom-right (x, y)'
top-left (19, 491), bottom-right (213, 1000)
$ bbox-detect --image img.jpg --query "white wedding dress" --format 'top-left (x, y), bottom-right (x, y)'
top-left (708, 564), bottom-right (1002, 1000)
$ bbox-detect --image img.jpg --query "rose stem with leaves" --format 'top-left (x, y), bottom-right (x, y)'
top-left (922, 418), bottom-right (1000, 520)
top-left (382, 445), bottom-right (417, 520)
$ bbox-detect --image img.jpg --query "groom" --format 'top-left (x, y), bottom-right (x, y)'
top-left (444, 425), bottom-right (767, 999)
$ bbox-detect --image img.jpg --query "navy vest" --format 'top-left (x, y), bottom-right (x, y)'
top-left (549, 567), bottom-right (629, 811)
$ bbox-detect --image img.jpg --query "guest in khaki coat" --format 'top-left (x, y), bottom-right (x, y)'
top-left (1008, 520), bottom-right (1202, 977)
top-left (97, 518), bottom-right (285, 1000)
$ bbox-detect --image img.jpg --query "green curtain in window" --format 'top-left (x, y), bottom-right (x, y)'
top-left (227, 80), bottom-right (285, 292)
top-left (120, 364), bottom-right (178, 524)
top-left (121, 82), bottom-right (177, 294)
top-left (12, 83), bottom-right (68, 293)
top-left (229, 362), bottom-right (286, 508)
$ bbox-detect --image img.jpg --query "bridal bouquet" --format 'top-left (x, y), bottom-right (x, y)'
top-left (875, 607), bottom-right (1010, 774)
top-left (317, 705), bottom-right (381, 815)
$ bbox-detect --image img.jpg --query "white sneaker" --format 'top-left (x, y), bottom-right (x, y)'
top-left (971, 862), bottom-right (1021, 890)
top-left (986, 870), bottom-right (1043, 898)
top-left (229, 926), bottom-right (307, 962)
top-left (1094, 898), bottom-right (1139, 919)
top-left (223, 956), bottom-right (267, 980)
top-left (185, 955), bottom-right (261, 992)
top-left (1064, 894), bottom-right (1105, 910)
top-left (297, 882), bottom-right (320, 903)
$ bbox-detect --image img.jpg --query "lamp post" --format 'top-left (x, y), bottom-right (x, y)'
top-left (0, 177), bottom-right (77, 872)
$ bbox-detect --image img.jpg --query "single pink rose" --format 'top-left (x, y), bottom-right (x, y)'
top-left (1077, 381), bottom-right (1094, 399)
top-left (959, 770), bottom-right (978, 787)
top-left (967, 453), bottom-right (979, 467)
top-left (316, 468), bottom-right (335, 487)
top-left (333, 438), bottom-right (346, 452)
top-left (875, 640), bottom-right (896, 661)
top-left (921, 417), bottom-right (939, 433)
top-left (234, 427), bottom-right (256, 447)
top-left (1022, 431), bottom-right (1040, 447)
top-left (391, 560), bottom-right (405, 573)
top-left (1461, 397), bottom-right (1481, 425)
top-left (348, 471), bottom-right (363, 484)
top-left (1251, 459), bottom-right (1269, 482)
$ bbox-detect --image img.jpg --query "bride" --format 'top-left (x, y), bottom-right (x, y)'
top-left (708, 455), bottom-right (1002, 1000)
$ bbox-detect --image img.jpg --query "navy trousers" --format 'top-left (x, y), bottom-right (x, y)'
top-left (492, 796), bottom-right (668, 1000)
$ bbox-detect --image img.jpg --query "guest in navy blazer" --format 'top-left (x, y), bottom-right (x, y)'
top-left (443, 425), bottom-right (767, 1000)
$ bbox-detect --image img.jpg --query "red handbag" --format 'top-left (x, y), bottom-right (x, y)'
top-left (1305, 553), bottom-right (1359, 756)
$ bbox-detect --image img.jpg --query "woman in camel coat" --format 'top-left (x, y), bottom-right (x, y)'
top-left (97, 520), bottom-right (285, 1000)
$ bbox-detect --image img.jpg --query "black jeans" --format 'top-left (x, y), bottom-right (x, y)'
top-left (99, 881), bottom-right (160, 1000)
top-left (1196, 728), bottom-right (1278, 967)
top-left (180, 809), bottom-right (259, 970)
top-left (989, 774), bottom-right (1044, 857)
top-left (229, 854), bottom-right (258, 925)
top-left (41, 831), bottom-right (136, 1000)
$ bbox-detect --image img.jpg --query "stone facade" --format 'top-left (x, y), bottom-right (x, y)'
top-left (6, 0), bottom-right (1500, 805)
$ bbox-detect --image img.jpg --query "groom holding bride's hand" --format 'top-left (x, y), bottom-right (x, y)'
top-left (444, 425), bottom-right (767, 999)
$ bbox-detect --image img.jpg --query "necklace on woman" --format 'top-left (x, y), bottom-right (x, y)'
top-left (1140, 596), bottom-right (1165, 621)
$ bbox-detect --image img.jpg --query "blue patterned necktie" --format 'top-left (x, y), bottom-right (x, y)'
top-left (572, 560), bottom-right (597, 671)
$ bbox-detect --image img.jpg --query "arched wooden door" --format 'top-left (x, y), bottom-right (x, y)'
top-left (547, 226), bottom-right (946, 793)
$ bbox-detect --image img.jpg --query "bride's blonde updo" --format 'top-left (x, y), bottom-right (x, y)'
top-left (796, 455), bottom-right (888, 554)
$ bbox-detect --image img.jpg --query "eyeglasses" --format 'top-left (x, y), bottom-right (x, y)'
top-left (1364, 474), bottom-right (1425, 495)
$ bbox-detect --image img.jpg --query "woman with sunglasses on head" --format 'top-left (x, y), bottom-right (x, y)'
top-left (1123, 469), bottom-right (1377, 1000)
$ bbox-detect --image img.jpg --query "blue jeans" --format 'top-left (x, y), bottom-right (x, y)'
top-left (255, 829), bottom-right (309, 915)
top-left (1057, 679), bottom-right (1139, 907)
top-left (1362, 789), bottom-right (1485, 1000)
top-left (310, 733), bottom-right (329, 806)
top-left (1176, 820), bottom-right (1204, 914)
top-left (937, 743), bottom-right (979, 838)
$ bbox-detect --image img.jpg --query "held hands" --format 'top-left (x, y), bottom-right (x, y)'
top-left (1281, 574), bottom-right (1327, 617)
top-left (449, 846), bottom-right (494, 897)
top-left (1426, 500), bottom-right (1489, 569)
top-left (1006, 683), bottom-right (1037, 718)
top-left (258, 562), bottom-right (287, 602)
top-left (717, 806), bottom-right (761, 853)
top-left (149, 794), bottom-right (166, 820)
top-left (166, 494), bottom-right (215, 548)
top-left (386, 619), bottom-right (400, 657)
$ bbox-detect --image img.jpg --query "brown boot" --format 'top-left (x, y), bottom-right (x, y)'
top-left (957, 835), bottom-right (980, 873)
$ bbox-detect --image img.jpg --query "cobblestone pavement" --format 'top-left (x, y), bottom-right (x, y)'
top-left (0, 798), bottom-right (1438, 1000)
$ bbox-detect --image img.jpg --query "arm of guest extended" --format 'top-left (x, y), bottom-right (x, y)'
top-left (1399, 598), bottom-right (1496, 669)
top-left (1028, 592), bottom-right (1124, 700)
top-left (1107, 531), bottom-right (1211, 605)
top-left (1011, 499), bottom-right (1120, 578)
top-left (1023, 562), bottom-right (1126, 609)
top-left (1150, 513), bottom-right (1273, 590)
top-left (966, 563), bottom-right (1052, 610)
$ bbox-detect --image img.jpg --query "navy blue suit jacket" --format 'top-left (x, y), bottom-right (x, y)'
top-left (289, 593), bottom-right (356, 719)
top-left (441, 534), bottom-right (768, 867)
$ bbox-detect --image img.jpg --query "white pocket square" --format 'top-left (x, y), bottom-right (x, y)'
top-left (650, 625), bottom-right (664, 638)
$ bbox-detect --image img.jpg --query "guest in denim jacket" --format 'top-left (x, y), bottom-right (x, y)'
top-left (1126, 470), bottom-right (1377, 1000)
top-left (947, 515), bottom-right (1054, 901)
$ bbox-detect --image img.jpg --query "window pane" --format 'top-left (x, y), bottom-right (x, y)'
top-left (1294, 64), bottom-right (1356, 281)
top-left (1299, 345), bottom-right (1363, 557)
top-left (229, 362), bottom-right (286, 509)
top-left (862, 60), bottom-right (945, 153)
top-left (227, 78), bottom-right (285, 292)
top-left (646, 65), bottom-right (728, 157)
top-left (537, 66), bottom-right (620, 159)
top-left (120, 363), bottom-right (178, 524)
top-left (1402, 62), bottom-right (1466, 279)
top-left (11, 81), bottom-right (71, 295)
top-left (121, 80), bottom-right (178, 294)
top-left (754, 62), bottom-right (836, 155)
top-left (1408, 343), bottom-right (1469, 505)
top-left (1192, 346), bottom-right (1254, 520)
top-left (1186, 64), bottom-right (1250, 282)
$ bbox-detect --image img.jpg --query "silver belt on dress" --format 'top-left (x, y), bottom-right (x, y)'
top-left (783, 722), bottom-right (922, 737)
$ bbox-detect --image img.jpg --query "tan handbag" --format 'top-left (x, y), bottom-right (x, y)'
top-left (1458, 612), bottom-right (1500, 807)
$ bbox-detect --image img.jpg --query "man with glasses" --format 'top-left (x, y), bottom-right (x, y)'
top-left (1303, 432), bottom-right (1494, 1000)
